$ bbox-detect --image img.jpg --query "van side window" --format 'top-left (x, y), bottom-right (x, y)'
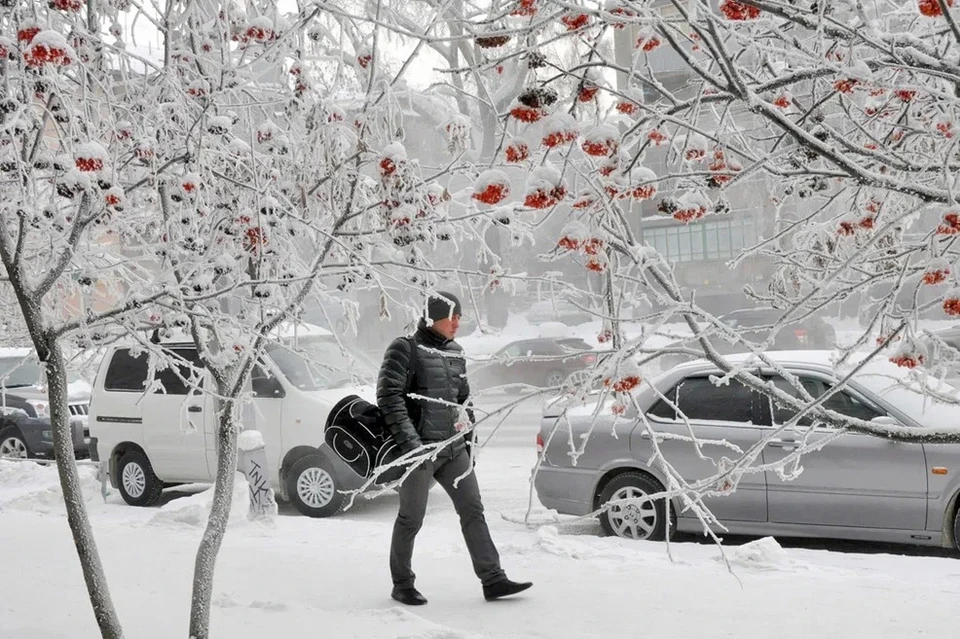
top-left (251, 362), bottom-right (284, 398)
top-left (154, 348), bottom-right (204, 395)
top-left (104, 349), bottom-right (149, 392)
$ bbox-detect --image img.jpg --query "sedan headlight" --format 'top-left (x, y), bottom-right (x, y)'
top-left (41, 430), bottom-right (53, 440)
top-left (26, 399), bottom-right (49, 418)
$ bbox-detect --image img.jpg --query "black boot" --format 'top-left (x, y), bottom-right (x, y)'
top-left (483, 578), bottom-right (533, 601)
top-left (391, 586), bottom-right (428, 606)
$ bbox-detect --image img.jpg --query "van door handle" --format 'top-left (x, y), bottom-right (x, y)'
top-left (188, 405), bottom-right (202, 413)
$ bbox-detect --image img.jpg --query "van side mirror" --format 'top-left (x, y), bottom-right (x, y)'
top-left (252, 375), bottom-right (284, 398)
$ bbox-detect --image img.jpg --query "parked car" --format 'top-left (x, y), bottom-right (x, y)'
top-left (89, 323), bottom-right (380, 517)
top-left (659, 307), bottom-right (837, 372)
top-left (929, 325), bottom-right (960, 370)
top-left (524, 300), bottom-right (593, 326)
top-left (472, 338), bottom-right (597, 390)
top-left (535, 350), bottom-right (960, 549)
top-left (0, 348), bottom-right (90, 460)
top-left (857, 275), bottom-right (944, 328)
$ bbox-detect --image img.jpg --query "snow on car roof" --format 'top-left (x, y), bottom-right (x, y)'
top-left (0, 348), bottom-right (34, 358)
top-left (675, 350), bottom-right (838, 373)
top-left (272, 322), bottom-right (332, 340)
top-left (110, 322), bottom-right (332, 347)
top-left (720, 307), bottom-right (779, 317)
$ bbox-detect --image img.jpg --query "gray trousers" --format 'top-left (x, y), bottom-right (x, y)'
top-left (390, 451), bottom-right (505, 588)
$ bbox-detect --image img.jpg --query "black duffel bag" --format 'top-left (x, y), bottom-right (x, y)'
top-left (324, 395), bottom-right (407, 484)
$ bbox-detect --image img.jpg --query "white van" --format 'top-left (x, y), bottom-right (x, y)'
top-left (88, 324), bottom-right (379, 517)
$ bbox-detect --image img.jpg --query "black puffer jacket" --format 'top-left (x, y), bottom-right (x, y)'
top-left (377, 322), bottom-right (473, 458)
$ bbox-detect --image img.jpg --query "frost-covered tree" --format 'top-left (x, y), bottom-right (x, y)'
top-left (11, 0), bottom-right (960, 634)
top-left (364, 0), bottom-right (960, 536)
top-left (0, 2), bottom-right (177, 636)
top-left (0, 2), bottom-right (472, 638)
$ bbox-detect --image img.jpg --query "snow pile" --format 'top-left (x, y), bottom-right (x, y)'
top-left (148, 472), bottom-right (250, 528)
top-left (213, 593), bottom-right (288, 612)
top-left (722, 537), bottom-right (802, 571)
top-left (0, 460), bottom-right (102, 514)
top-left (533, 525), bottom-right (640, 561)
top-left (356, 607), bottom-right (482, 639)
top-left (237, 429), bottom-right (265, 452)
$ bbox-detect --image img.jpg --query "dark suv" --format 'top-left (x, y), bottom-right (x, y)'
top-left (0, 350), bottom-right (90, 460)
top-left (659, 308), bottom-right (837, 372)
top-left (472, 337), bottom-right (597, 390)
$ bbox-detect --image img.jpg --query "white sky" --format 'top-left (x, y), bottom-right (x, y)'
top-left (115, 2), bottom-right (440, 89)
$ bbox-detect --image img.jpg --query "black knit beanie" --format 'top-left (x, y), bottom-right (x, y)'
top-left (426, 291), bottom-right (462, 322)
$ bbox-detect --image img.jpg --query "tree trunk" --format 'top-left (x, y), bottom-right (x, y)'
top-left (188, 395), bottom-right (239, 639)
top-left (44, 341), bottom-right (125, 639)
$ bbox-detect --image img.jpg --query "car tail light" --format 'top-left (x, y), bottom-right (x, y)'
top-left (794, 328), bottom-right (808, 344)
top-left (536, 432), bottom-right (545, 453)
top-left (582, 354), bottom-right (596, 365)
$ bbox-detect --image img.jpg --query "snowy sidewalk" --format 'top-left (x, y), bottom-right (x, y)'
top-left (1, 451), bottom-right (957, 638)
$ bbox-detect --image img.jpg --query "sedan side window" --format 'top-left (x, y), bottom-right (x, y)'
top-left (821, 386), bottom-right (883, 422)
top-left (647, 376), bottom-right (757, 424)
top-left (765, 376), bottom-right (820, 426)
top-left (763, 375), bottom-right (882, 425)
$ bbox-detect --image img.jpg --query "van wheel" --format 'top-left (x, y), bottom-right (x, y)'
top-left (116, 449), bottom-right (163, 507)
top-left (598, 472), bottom-right (674, 541)
top-left (287, 455), bottom-right (344, 517)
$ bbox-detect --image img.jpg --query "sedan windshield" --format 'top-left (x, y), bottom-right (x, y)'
top-left (266, 337), bottom-right (377, 391)
top-left (852, 360), bottom-right (960, 429)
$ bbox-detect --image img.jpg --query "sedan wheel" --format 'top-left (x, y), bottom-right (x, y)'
top-left (598, 472), bottom-right (674, 541)
top-left (607, 486), bottom-right (658, 540)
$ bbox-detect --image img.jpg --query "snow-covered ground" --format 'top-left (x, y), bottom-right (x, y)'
top-left (2, 437), bottom-right (958, 638)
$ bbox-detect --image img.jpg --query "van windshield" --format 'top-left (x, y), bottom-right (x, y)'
top-left (266, 337), bottom-right (378, 391)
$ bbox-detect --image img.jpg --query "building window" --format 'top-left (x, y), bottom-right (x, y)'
top-left (645, 217), bottom-right (756, 263)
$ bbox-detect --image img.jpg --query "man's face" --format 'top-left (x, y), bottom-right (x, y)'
top-left (431, 314), bottom-right (460, 339)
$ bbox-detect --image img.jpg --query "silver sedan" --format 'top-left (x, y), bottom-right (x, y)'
top-left (534, 351), bottom-right (960, 548)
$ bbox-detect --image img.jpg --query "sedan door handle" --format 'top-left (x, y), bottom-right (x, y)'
top-left (767, 438), bottom-right (797, 450)
top-left (187, 405), bottom-right (203, 413)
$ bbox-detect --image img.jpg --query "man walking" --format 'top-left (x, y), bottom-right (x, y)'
top-left (377, 291), bottom-right (532, 605)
